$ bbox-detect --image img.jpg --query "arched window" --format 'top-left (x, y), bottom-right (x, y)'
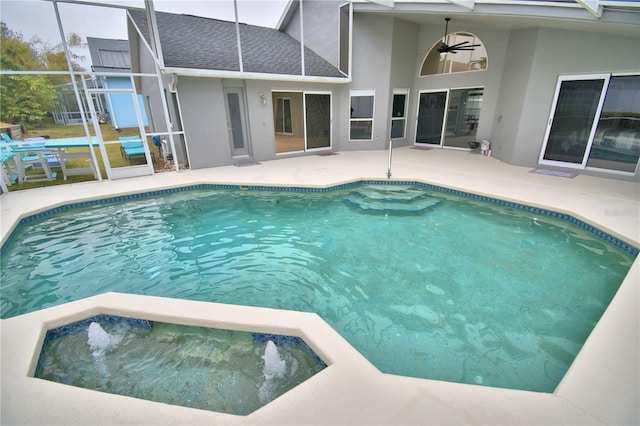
top-left (420, 32), bottom-right (487, 76)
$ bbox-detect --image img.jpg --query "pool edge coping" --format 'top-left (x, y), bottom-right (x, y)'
top-left (3, 291), bottom-right (625, 425)
top-left (1, 149), bottom-right (638, 424)
top-left (2, 178), bottom-right (637, 256)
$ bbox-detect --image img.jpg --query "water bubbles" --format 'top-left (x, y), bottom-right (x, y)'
top-left (474, 375), bottom-right (484, 384)
top-left (87, 322), bottom-right (123, 357)
top-left (262, 340), bottom-right (286, 380)
top-left (259, 340), bottom-right (287, 404)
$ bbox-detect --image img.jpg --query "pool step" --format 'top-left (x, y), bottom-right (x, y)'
top-left (354, 186), bottom-right (427, 201)
top-left (345, 185), bottom-right (441, 213)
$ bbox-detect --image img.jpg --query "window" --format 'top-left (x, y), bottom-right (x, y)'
top-left (391, 89), bottom-right (408, 139)
top-left (350, 90), bottom-right (374, 140)
top-left (98, 49), bottom-right (131, 68)
top-left (540, 73), bottom-right (640, 173)
top-left (420, 32), bottom-right (487, 76)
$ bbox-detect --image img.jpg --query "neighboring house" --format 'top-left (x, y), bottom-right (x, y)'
top-left (53, 77), bottom-right (104, 125)
top-left (126, 0), bottom-right (640, 181)
top-left (87, 37), bottom-right (149, 129)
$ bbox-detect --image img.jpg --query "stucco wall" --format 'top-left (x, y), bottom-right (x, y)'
top-left (501, 28), bottom-right (640, 181)
top-left (178, 77), bottom-right (230, 169)
top-left (388, 19), bottom-right (419, 148)
top-left (490, 28), bottom-right (537, 164)
top-left (411, 23), bottom-right (509, 149)
top-left (348, 13), bottom-right (394, 150)
top-left (283, 0), bottom-right (341, 68)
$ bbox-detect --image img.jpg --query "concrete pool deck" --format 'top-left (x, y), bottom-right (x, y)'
top-left (1, 147), bottom-right (638, 425)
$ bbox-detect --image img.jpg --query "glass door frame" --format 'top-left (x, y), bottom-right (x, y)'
top-left (415, 89), bottom-right (449, 147)
top-left (303, 91), bottom-right (332, 152)
top-left (273, 90), bottom-right (332, 155)
top-left (415, 86), bottom-right (484, 149)
top-left (224, 87), bottom-right (251, 158)
top-left (83, 76), bottom-right (154, 180)
top-left (538, 73), bottom-right (610, 169)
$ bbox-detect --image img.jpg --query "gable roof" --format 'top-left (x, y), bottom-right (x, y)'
top-left (86, 37), bottom-right (131, 72)
top-left (127, 9), bottom-right (345, 79)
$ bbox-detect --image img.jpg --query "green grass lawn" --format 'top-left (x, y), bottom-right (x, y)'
top-left (7, 124), bottom-right (163, 191)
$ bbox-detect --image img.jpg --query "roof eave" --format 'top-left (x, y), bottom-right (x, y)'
top-left (276, 0), bottom-right (298, 30)
top-left (162, 67), bottom-right (351, 83)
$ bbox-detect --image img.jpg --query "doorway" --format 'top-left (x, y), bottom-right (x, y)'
top-left (273, 91), bottom-right (331, 154)
top-left (539, 73), bottom-right (640, 173)
top-left (84, 82), bottom-right (154, 180)
top-left (415, 87), bottom-right (484, 148)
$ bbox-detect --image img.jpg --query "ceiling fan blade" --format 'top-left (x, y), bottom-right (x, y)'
top-left (450, 46), bottom-right (480, 50)
top-left (447, 41), bottom-right (472, 49)
top-left (450, 44), bottom-right (481, 51)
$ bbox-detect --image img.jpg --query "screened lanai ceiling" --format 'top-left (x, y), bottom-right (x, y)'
top-left (357, 0), bottom-right (640, 37)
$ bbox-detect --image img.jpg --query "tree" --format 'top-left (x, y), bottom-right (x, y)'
top-left (0, 22), bottom-right (86, 125)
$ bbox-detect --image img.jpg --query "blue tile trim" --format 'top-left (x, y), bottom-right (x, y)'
top-left (3, 181), bottom-right (638, 256)
top-left (34, 314), bottom-right (152, 378)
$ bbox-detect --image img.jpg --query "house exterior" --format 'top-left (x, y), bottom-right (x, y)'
top-left (126, 0), bottom-right (639, 181)
top-left (87, 37), bottom-right (149, 129)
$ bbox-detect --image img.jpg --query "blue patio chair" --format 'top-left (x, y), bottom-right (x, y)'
top-left (1, 133), bottom-right (57, 182)
top-left (119, 136), bottom-right (154, 164)
top-left (24, 137), bottom-right (66, 168)
top-left (1, 133), bottom-right (36, 182)
top-left (0, 139), bottom-right (18, 185)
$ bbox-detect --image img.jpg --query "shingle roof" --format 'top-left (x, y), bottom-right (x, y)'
top-left (86, 37), bottom-right (131, 72)
top-left (128, 10), bottom-right (345, 78)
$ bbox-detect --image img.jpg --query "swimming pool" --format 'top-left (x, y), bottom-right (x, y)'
top-left (1, 181), bottom-right (636, 392)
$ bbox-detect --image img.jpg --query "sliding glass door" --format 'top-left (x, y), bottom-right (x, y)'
top-left (586, 75), bottom-right (640, 172)
top-left (304, 93), bottom-right (331, 150)
top-left (540, 74), bottom-right (640, 173)
top-left (539, 75), bottom-right (608, 167)
top-left (416, 88), bottom-right (484, 147)
top-left (416, 91), bottom-right (447, 145)
top-left (443, 88), bottom-right (483, 148)
top-left (273, 91), bottom-right (331, 153)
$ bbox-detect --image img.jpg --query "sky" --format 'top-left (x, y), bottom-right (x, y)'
top-left (0, 0), bottom-right (289, 70)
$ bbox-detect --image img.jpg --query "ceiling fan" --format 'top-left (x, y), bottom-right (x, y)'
top-left (437, 17), bottom-right (480, 54)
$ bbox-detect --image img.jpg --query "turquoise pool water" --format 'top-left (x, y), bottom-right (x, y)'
top-left (1, 183), bottom-right (636, 392)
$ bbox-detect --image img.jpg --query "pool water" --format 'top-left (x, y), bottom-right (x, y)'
top-left (2, 184), bottom-right (636, 392)
top-left (35, 315), bottom-right (326, 415)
